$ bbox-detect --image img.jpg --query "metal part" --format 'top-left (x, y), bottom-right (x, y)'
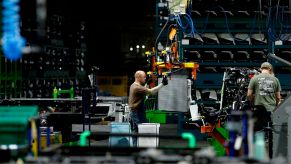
top-left (158, 73), bottom-right (188, 112)
top-left (272, 94), bottom-right (291, 159)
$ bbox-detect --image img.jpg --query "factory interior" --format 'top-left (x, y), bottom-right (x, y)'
top-left (1, 0), bottom-right (291, 163)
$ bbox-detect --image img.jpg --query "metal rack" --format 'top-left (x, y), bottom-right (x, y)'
top-left (155, 0), bottom-right (291, 90)
top-left (0, 55), bottom-right (22, 99)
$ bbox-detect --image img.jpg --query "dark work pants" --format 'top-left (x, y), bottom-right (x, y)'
top-left (252, 105), bottom-right (273, 158)
top-left (253, 105), bottom-right (271, 132)
top-left (130, 107), bottom-right (147, 146)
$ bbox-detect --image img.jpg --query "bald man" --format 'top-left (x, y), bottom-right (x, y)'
top-left (128, 70), bottom-right (168, 146)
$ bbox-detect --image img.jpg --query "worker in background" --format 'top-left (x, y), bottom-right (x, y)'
top-left (128, 70), bottom-right (168, 146)
top-left (247, 62), bottom-right (281, 132)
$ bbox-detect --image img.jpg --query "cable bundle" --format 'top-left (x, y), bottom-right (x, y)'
top-left (2, 0), bottom-right (26, 61)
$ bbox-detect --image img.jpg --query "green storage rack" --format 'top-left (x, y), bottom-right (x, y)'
top-left (0, 106), bottom-right (38, 145)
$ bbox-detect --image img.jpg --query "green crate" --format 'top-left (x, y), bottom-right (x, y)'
top-left (0, 106), bottom-right (38, 145)
top-left (146, 110), bottom-right (166, 124)
top-left (146, 110), bottom-right (182, 124)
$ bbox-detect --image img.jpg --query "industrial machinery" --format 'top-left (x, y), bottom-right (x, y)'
top-left (150, 0), bottom-right (291, 158)
top-left (220, 67), bottom-right (258, 112)
top-left (156, 0), bottom-right (291, 91)
top-left (0, 106), bottom-right (39, 161)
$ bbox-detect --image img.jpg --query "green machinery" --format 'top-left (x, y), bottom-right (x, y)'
top-left (0, 106), bottom-right (38, 145)
top-left (207, 126), bottom-right (229, 156)
top-left (0, 106), bottom-right (39, 160)
top-left (53, 86), bottom-right (74, 99)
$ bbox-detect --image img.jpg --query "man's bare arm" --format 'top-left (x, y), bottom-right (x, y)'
top-left (275, 91), bottom-right (281, 106)
top-left (247, 89), bottom-right (254, 103)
